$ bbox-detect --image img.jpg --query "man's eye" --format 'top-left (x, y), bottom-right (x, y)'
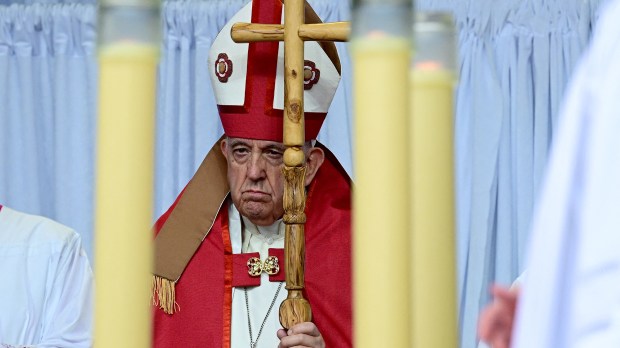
top-left (232, 148), bottom-right (250, 158)
top-left (266, 150), bottom-right (283, 158)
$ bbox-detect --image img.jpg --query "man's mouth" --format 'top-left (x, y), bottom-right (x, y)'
top-left (242, 190), bottom-right (269, 200)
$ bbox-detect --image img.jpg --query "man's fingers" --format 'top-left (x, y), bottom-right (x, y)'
top-left (279, 333), bottom-right (320, 347)
top-left (278, 322), bottom-right (325, 348)
top-left (477, 283), bottom-right (519, 347)
top-left (288, 322), bottom-right (321, 337)
top-left (277, 328), bottom-right (288, 339)
top-left (491, 284), bottom-right (520, 304)
top-left (491, 335), bottom-right (510, 348)
top-left (478, 302), bottom-right (513, 343)
top-left (477, 307), bottom-right (495, 338)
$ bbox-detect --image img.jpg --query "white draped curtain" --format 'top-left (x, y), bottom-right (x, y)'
top-left (0, 0), bottom-right (607, 347)
top-left (0, 2), bottom-right (96, 258)
top-left (416, 0), bottom-right (605, 347)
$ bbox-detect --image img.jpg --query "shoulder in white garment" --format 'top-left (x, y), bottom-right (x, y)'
top-left (0, 206), bottom-right (93, 348)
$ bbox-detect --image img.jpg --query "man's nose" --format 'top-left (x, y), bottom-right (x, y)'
top-left (247, 153), bottom-right (266, 180)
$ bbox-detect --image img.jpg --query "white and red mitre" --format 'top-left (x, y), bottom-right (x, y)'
top-left (207, 0), bottom-right (341, 142)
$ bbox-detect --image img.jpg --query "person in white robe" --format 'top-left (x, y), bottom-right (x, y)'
top-left (0, 205), bottom-right (93, 348)
top-left (509, 0), bottom-right (620, 346)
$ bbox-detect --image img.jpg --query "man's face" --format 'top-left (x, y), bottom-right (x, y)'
top-left (221, 137), bottom-right (285, 226)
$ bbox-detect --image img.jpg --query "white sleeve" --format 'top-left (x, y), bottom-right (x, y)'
top-left (37, 232), bottom-right (93, 348)
top-left (511, 271), bottom-right (527, 289)
top-left (513, 1), bottom-right (620, 347)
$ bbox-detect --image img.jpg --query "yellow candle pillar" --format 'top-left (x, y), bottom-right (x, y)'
top-left (351, 2), bottom-right (412, 347)
top-left (94, 2), bottom-right (159, 347)
top-left (410, 12), bottom-right (458, 348)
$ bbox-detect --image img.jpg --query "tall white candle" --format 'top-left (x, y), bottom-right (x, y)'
top-left (351, 3), bottom-right (412, 347)
top-left (409, 12), bottom-right (458, 348)
top-left (94, 2), bottom-right (159, 346)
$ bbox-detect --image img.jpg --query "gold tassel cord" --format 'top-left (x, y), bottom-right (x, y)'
top-left (152, 275), bottom-right (178, 314)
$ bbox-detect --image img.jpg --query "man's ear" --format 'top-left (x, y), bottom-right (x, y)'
top-left (304, 147), bottom-right (325, 186)
top-left (220, 137), bottom-right (229, 160)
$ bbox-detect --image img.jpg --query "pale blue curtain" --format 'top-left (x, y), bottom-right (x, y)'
top-left (0, 0), bottom-right (95, 4)
top-left (0, 3), bottom-right (96, 259)
top-left (415, 0), bottom-right (605, 347)
top-left (155, 0), bottom-right (353, 217)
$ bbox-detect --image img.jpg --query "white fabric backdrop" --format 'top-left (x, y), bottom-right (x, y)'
top-left (514, 0), bottom-right (620, 346)
top-left (0, 3), bottom-right (96, 258)
top-left (416, 1), bottom-right (605, 346)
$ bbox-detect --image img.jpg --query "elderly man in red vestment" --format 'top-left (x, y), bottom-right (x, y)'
top-left (151, 0), bottom-right (351, 347)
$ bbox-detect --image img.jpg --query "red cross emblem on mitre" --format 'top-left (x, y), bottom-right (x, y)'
top-left (207, 0), bottom-right (342, 142)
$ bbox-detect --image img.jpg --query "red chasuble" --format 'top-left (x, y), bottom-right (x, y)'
top-left (152, 146), bottom-right (352, 347)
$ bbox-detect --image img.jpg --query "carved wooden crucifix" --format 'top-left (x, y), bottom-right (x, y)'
top-left (230, 0), bottom-right (349, 329)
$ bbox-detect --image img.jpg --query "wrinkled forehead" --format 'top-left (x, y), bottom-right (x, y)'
top-left (226, 137), bottom-right (285, 150)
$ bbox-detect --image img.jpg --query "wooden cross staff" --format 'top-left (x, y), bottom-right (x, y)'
top-left (231, 0), bottom-right (349, 329)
